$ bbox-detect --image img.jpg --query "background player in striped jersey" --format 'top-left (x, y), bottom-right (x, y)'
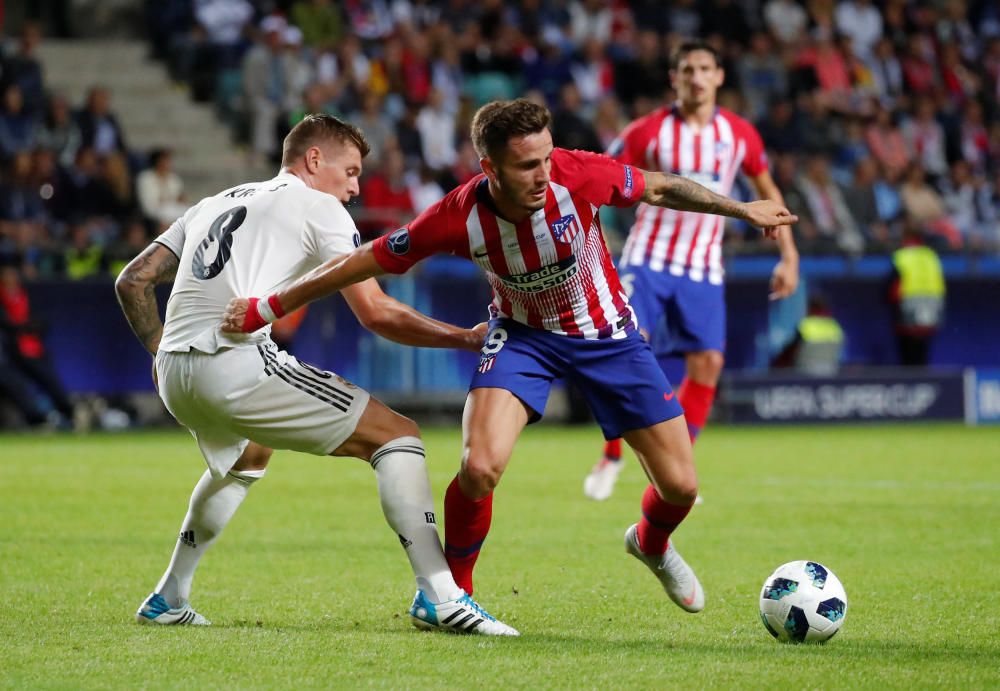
top-left (224, 100), bottom-right (796, 623)
top-left (584, 41), bottom-right (800, 501)
top-left (117, 114), bottom-right (516, 635)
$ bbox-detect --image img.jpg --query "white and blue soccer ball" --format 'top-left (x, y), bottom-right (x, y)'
top-left (759, 561), bottom-right (847, 643)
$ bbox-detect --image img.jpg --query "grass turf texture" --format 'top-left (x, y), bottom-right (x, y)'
top-left (2, 424), bottom-right (998, 689)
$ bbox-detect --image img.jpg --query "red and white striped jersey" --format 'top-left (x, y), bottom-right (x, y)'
top-left (372, 148), bottom-right (646, 340)
top-left (608, 105), bottom-right (768, 285)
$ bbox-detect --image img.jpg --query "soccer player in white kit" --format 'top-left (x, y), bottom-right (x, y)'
top-left (114, 114), bottom-right (517, 635)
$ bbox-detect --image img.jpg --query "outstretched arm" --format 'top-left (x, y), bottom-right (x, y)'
top-left (640, 170), bottom-right (798, 230)
top-left (114, 243), bottom-right (179, 354)
top-left (750, 170), bottom-right (800, 300)
top-left (221, 242), bottom-right (386, 333)
top-left (341, 278), bottom-right (486, 352)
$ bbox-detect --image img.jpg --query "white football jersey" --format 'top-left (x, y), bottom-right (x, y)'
top-left (156, 172), bottom-right (360, 354)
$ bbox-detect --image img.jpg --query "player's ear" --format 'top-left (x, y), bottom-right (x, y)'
top-left (305, 145), bottom-right (323, 174)
top-left (480, 157), bottom-right (497, 184)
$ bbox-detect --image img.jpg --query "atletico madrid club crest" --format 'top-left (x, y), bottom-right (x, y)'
top-left (550, 214), bottom-right (581, 244)
top-left (478, 355), bottom-right (496, 373)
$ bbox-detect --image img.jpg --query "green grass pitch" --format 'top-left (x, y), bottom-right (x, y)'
top-left (2, 423), bottom-right (998, 689)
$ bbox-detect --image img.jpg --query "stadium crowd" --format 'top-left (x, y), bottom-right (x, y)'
top-left (2, 0), bottom-right (1000, 282)
top-left (144, 0), bottom-right (1000, 257)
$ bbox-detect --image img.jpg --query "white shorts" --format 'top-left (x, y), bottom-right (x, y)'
top-left (156, 342), bottom-right (370, 477)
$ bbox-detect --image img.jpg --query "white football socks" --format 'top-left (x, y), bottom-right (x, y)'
top-left (155, 467), bottom-right (265, 608)
top-left (370, 436), bottom-right (463, 604)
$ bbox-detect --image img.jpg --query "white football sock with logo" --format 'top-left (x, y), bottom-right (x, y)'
top-left (155, 468), bottom-right (265, 608)
top-left (371, 436), bottom-right (463, 604)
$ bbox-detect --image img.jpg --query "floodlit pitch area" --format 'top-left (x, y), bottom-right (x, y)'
top-left (2, 424), bottom-right (998, 688)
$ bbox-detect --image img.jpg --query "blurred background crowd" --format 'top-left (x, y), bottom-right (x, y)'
top-left (1, 0), bottom-right (1000, 284)
top-left (1, 0), bottom-right (999, 430)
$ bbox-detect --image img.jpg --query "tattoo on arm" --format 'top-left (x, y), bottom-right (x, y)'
top-left (115, 244), bottom-right (179, 355)
top-left (642, 172), bottom-right (745, 219)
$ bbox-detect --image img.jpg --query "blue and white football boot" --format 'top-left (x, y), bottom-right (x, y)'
top-left (135, 593), bottom-right (211, 626)
top-left (409, 590), bottom-right (519, 636)
top-left (625, 524), bottom-right (705, 613)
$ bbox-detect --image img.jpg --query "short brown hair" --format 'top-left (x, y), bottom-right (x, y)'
top-left (670, 40), bottom-right (720, 70)
top-left (281, 114), bottom-right (370, 166)
top-left (470, 99), bottom-right (551, 161)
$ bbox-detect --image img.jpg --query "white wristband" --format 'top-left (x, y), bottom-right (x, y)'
top-left (257, 296), bottom-right (278, 324)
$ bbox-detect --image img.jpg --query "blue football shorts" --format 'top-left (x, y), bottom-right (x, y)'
top-left (620, 264), bottom-right (726, 355)
top-left (469, 318), bottom-right (684, 439)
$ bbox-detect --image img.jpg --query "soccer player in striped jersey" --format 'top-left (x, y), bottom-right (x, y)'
top-left (117, 115), bottom-right (516, 635)
top-left (223, 100), bottom-right (796, 620)
top-left (584, 40), bottom-right (800, 502)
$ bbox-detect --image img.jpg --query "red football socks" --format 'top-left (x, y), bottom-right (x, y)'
top-left (603, 438), bottom-right (622, 461)
top-left (444, 476), bottom-right (492, 595)
top-left (678, 377), bottom-right (716, 443)
top-left (636, 484), bottom-right (693, 556)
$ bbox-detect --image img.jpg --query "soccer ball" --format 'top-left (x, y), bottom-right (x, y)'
top-left (758, 561), bottom-right (847, 643)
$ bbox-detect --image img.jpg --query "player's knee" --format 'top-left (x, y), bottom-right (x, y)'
top-left (461, 448), bottom-right (504, 496)
top-left (689, 350), bottom-right (725, 382)
top-left (674, 477), bottom-right (699, 505)
top-left (394, 415), bottom-right (420, 440)
top-left (233, 443), bottom-right (272, 471)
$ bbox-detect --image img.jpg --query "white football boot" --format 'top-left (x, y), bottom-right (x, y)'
top-left (624, 524), bottom-right (705, 613)
top-left (409, 590), bottom-right (519, 636)
top-left (583, 457), bottom-right (624, 501)
top-left (135, 593), bottom-right (211, 626)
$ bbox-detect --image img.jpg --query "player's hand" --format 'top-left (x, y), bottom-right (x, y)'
top-left (221, 297), bottom-right (251, 333)
top-left (742, 200), bottom-right (797, 233)
top-left (769, 257), bottom-right (800, 301)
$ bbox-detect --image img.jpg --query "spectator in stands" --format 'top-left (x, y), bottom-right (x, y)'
top-left (76, 87), bottom-right (127, 156)
top-left (393, 99), bottom-right (425, 168)
top-left (550, 82), bottom-right (601, 153)
top-left (136, 149), bottom-right (186, 231)
top-left (2, 22), bottom-right (46, 118)
top-left (659, 0), bottom-right (698, 38)
top-left (358, 146), bottom-right (414, 238)
top-left (0, 85), bottom-right (38, 157)
top-left (416, 88), bottom-right (458, 171)
top-left (613, 30), bottom-right (669, 111)
top-left (570, 37), bottom-right (614, 112)
top-left (431, 38), bottom-right (463, 116)
top-left (841, 158), bottom-right (892, 252)
top-left (290, 0), bottom-right (344, 50)
top-left (866, 106), bottom-right (910, 179)
top-left (569, 0), bottom-right (613, 44)
top-left (36, 93), bottom-right (81, 167)
top-left (0, 152), bottom-right (46, 231)
top-left (834, 0), bottom-right (883, 60)
top-left (104, 218), bottom-right (150, 277)
top-left (592, 95), bottom-right (625, 151)
top-left (794, 154), bottom-right (866, 255)
top-left (0, 262), bottom-right (75, 425)
top-left (63, 222), bottom-right (103, 280)
top-left (349, 90), bottom-right (395, 165)
top-left (194, 0), bottom-right (254, 69)
top-left (763, 0), bottom-right (808, 45)
top-left (959, 100), bottom-right (990, 174)
top-left (899, 163), bottom-right (962, 249)
top-left (102, 151), bottom-right (136, 219)
top-left (409, 164), bottom-right (446, 214)
top-left (242, 16), bottom-right (308, 164)
top-left (941, 160), bottom-right (994, 252)
top-left (738, 33), bottom-right (788, 124)
top-left (866, 38), bottom-right (904, 107)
